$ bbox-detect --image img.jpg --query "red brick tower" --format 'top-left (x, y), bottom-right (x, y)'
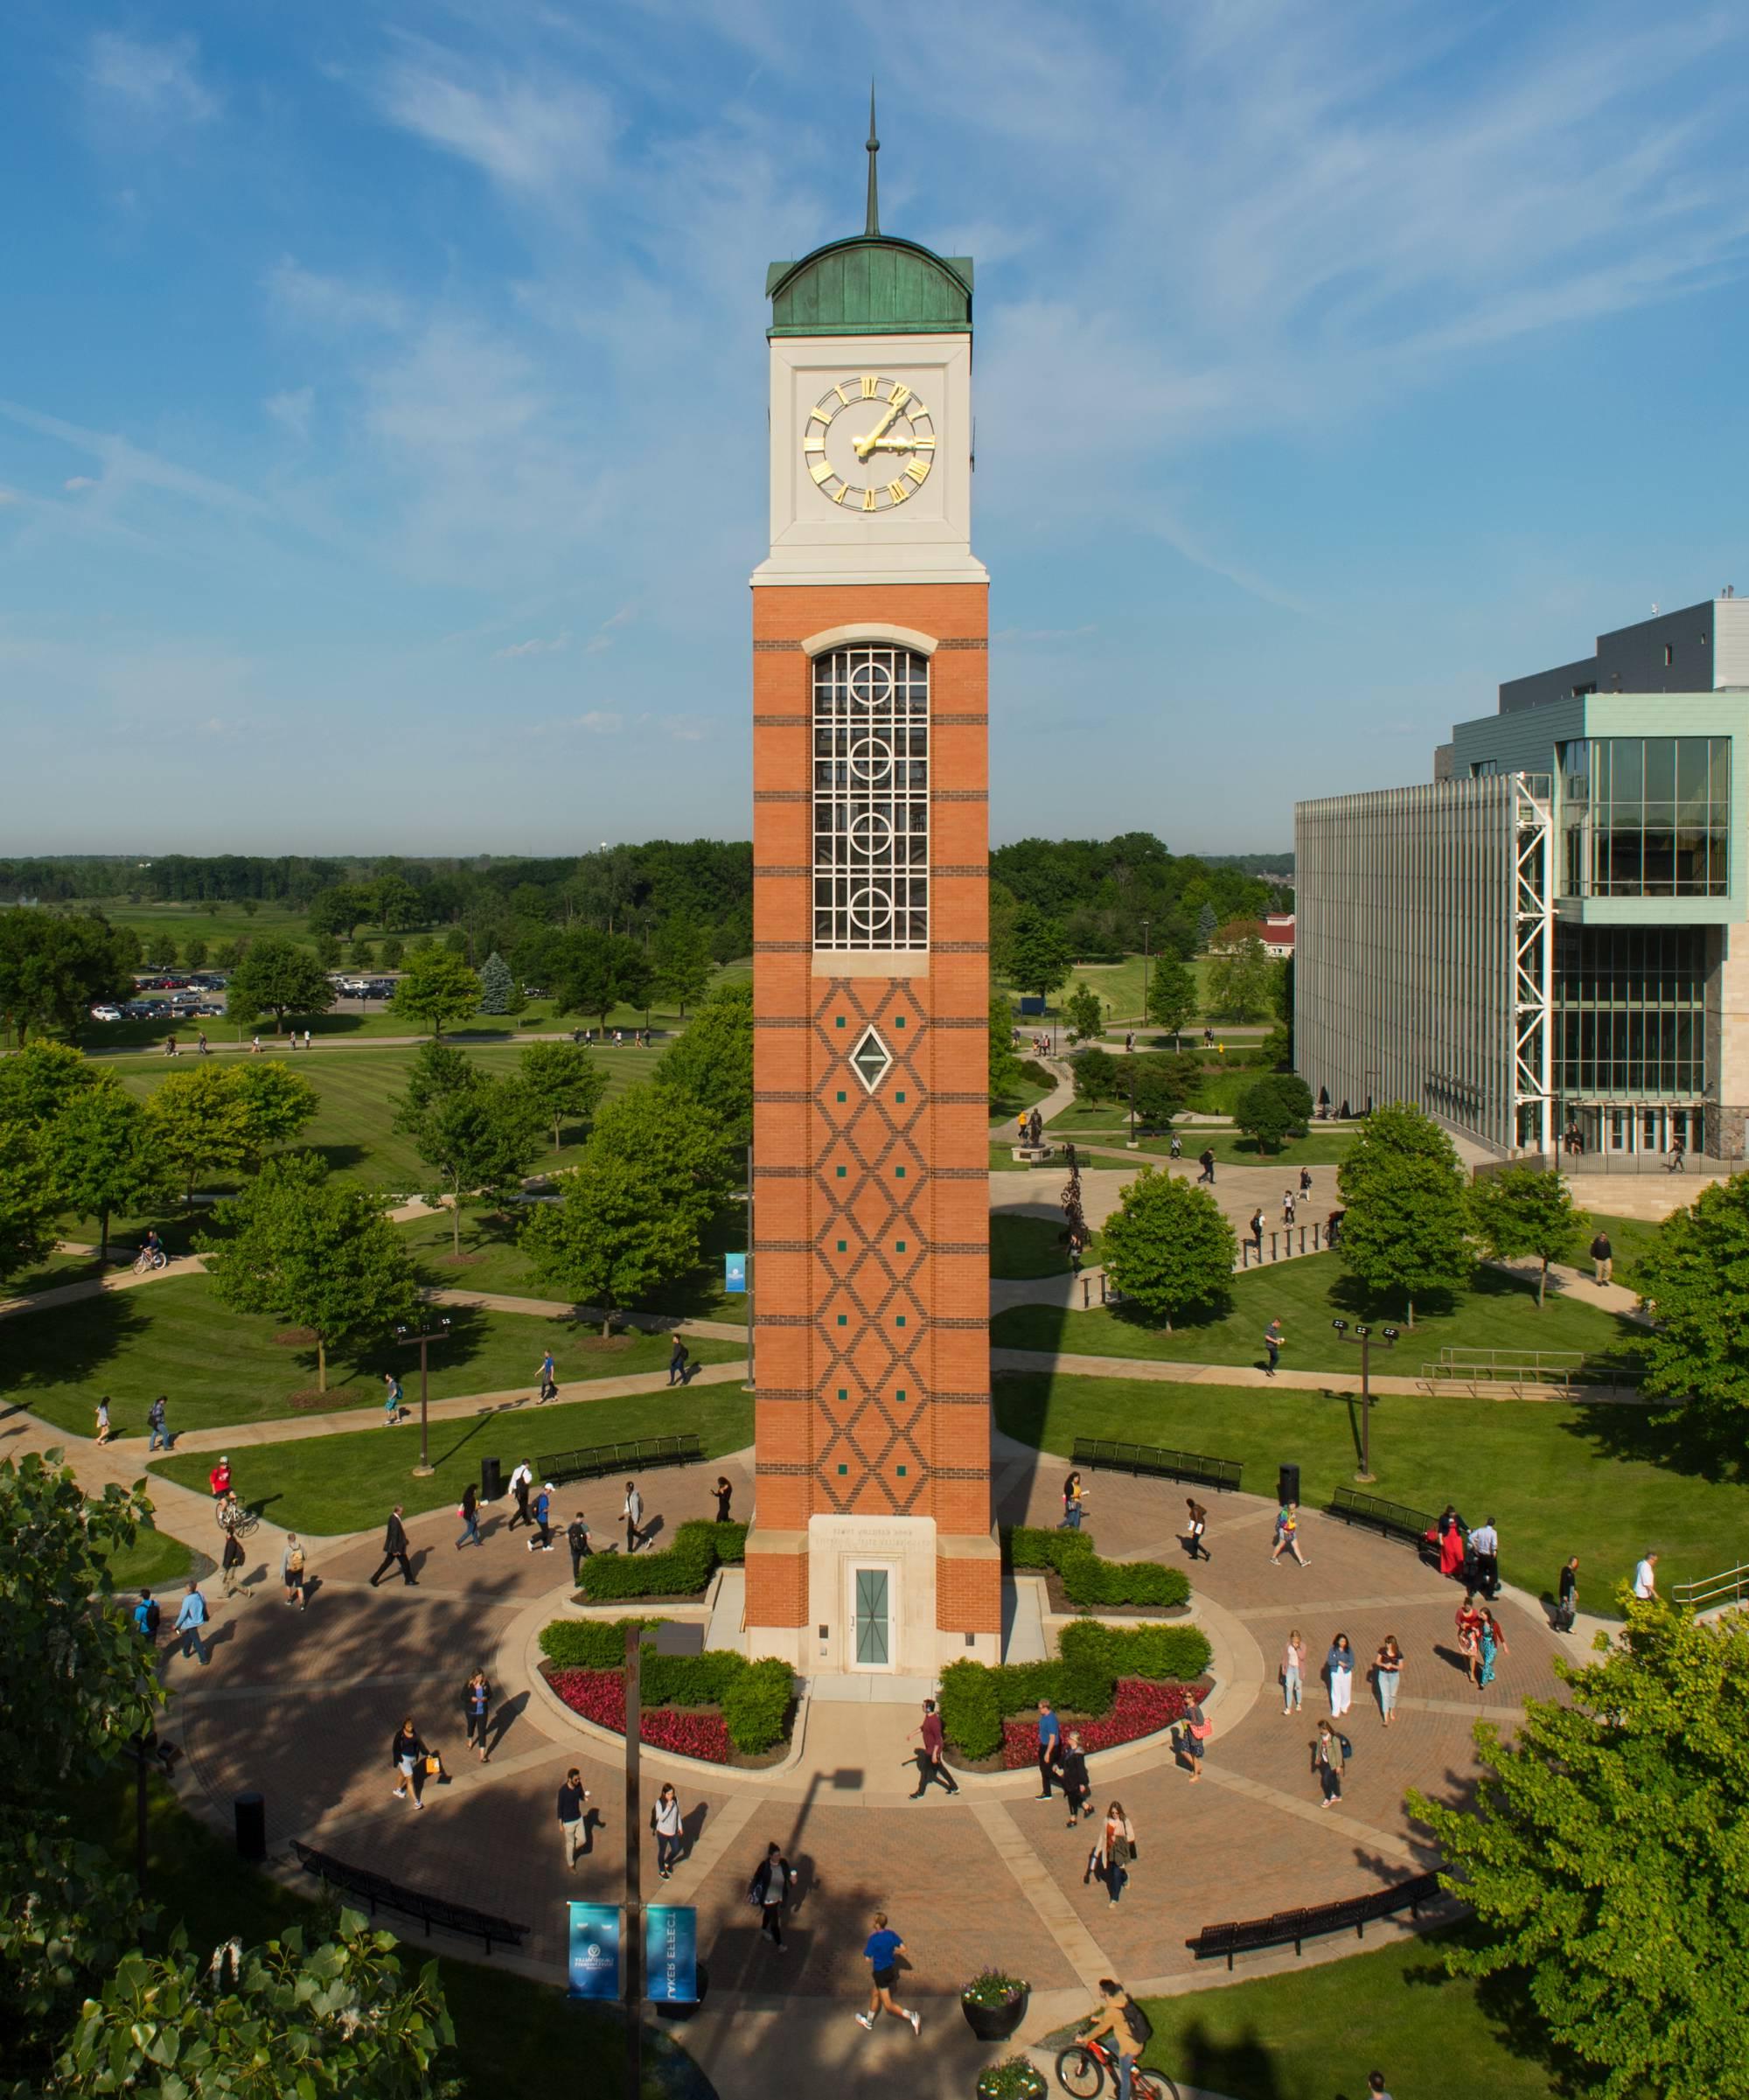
top-left (742, 129), bottom-right (999, 1678)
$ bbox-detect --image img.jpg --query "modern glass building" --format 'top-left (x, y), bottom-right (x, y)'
top-left (1296, 596), bottom-right (1749, 1161)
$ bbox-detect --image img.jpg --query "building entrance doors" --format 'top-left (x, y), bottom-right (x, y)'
top-left (1581, 1105), bottom-right (1700, 1155)
top-left (849, 1565), bottom-right (894, 1671)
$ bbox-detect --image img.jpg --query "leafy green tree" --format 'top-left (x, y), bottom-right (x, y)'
top-left (0, 1122), bottom-right (61, 1282)
top-left (313, 932), bottom-right (343, 971)
top-left (1338, 1153), bottom-right (1473, 1325)
top-left (651, 913), bottom-right (714, 1016)
top-left (225, 936), bottom-right (337, 1035)
top-left (1205, 932), bottom-right (1276, 1022)
top-left (589, 1082), bottom-right (735, 1234)
top-left (1064, 981), bottom-right (1105, 1043)
top-left (228, 1059), bottom-right (320, 1169)
top-left (477, 951), bottom-right (516, 1015)
top-left (53, 1916), bottom-right (457, 2100)
top-left (988, 995), bottom-right (1024, 1103)
top-left (1234, 1077), bottom-right (1295, 1153)
top-left (1409, 1601), bottom-right (1749, 2100)
top-left (392, 947), bottom-right (482, 1038)
top-left (1102, 1167), bottom-right (1237, 1330)
top-left (1006, 905), bottom-right (1072, 1003)
top-left (398, 1039), bottom-right (477, 1120)
top-left (1635, 1175), bottom-right (1749, 1435)
top-left (550, 927), bottom-right (652, 1033)
top-left (1073, 1046), bottom-right (1121, 1105)
top-left (240, 897), bottom-right (258, 918)
top-left (1146, 954), bottom-right (1198, 1045)
top-left (371, 872), bottom-right (422, 931)
top-left (1339, 1099), bottom-right (1464, 1197)
top-left (522, 1152), bottom-right (700, 1335)
top-left (519, 1038), bottom-right (609, 1151)
top-left (1194, 902), bottom-right (1217, 950)
top-left (199, 1153), bottom-right (422, 1390)
top-left (394, 1078), bottom-right (542, 1257)
top-left (652, 980), bottom-right (753, 1145)
top-left (351, 938), bottom-right (378, 971)
top-left (142, 1063), bottom-right (253, 1210)
top-left (0, 1038), bottom-right (96, 1125)
top-left (306, 883), bottom-right (375, 944)
top-left (45, 1083), bottom-right (176, 1259)
top-left (0, 909), bottom-right (136, 1043)
top-left (183, 936), bottom-right (208, 970)
top-left (380, 936), bottom-right (406, 969)
top-left (1468, 1166), bottom-right (1582, 1308)
top-left (1129, 1055), bottom-right (1197, 1130)
top-left (212, 938), bottom-right (244, 971)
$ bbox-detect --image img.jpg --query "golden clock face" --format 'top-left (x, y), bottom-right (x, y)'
top-left (804, 373), bottom-right (936, 512)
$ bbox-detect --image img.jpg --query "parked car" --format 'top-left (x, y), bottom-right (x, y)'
top-left (364, 979), bottom-right (396, 999)
top-left (89, 1004), bottom-right (123, 1022)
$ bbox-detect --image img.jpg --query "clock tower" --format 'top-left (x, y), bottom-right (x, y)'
top-left (742, 108), bottom-right (1000, 1679)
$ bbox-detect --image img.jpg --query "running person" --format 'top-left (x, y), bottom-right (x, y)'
top-left (854, 1912), bottom-right (921, 2035)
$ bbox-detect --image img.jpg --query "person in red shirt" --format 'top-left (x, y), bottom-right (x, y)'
top-left (209, 1456), bottom-right (232, 1499)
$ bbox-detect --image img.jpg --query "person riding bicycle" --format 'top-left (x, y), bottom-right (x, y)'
top-left (1084, 1978), bottom-right (1153, 2100)
top-left (141, 1229), bottom-right (166, 1270)
top-left (216, 1491), bottom-right (244, 1535)
top-left (209, 1456), bottom-right (232, 1501)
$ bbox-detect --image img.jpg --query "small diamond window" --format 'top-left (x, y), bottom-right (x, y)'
top-left (850, 1025), bottom-right (893, 1094)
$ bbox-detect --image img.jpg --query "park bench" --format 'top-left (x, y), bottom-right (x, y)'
top-left (1071, 1435), bottom-right (1242, 1494)
top-left (291, 1840), bottom-right (528, 1954)
top-left (1327, 1485), bottom-right (1440, 1565)
top-left (1185, 1870), bottom-right (1443, 1968)
top-left (536, 1431), bottom-right (703, 1488)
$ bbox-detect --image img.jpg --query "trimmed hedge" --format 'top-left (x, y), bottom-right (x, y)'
top-left (538, 1616), bottom-right (792, 1755)
top-left (938, 1617), bottom-right (1212, 1762)
top-left (577, 1519), bottom-right (747, 1601)
top-left (1005, 1526), bottom-right (1191, 1611)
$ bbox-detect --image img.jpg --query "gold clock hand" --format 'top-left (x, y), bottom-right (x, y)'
top-left (853, 401), bottom-right (903, 460)
top-left (864, 436), bottom-right (931, 452)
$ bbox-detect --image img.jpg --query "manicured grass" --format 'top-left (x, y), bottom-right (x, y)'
top-left (4, 1273), bottom-right (742, 1437)
top-left (991, 1213), bottom-right (1101, 1279)
top-left (149, 1388), bottom-right (755, 1534)
top-left (990, 1143), bottom-right (1053, 1174)
top-left (996, 1369), bottom-right (1743, 1596)
top-left (100, 1523), bottom-right (198, 1592)
top-left (992, 1252), bottom-right (1645, 1380)
top-left (1579, 1210), bottom-right (1665, 1293)
top-left (1128, 1129), bottom-right (1356, 1167)
top-left (1139, 1922), bottom-right (1574, 2099)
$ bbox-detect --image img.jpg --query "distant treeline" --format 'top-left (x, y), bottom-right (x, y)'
top-left (992, 833), bottom-right (1290, 962)
top-left (1196, 852), bottom-right (1293, 878)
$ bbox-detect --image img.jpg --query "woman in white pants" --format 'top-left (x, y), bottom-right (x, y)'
top-left (1282, 1630), bottom-right (1306, 1714)
top-left (1326, 1631), bottom-right (1355, 1717)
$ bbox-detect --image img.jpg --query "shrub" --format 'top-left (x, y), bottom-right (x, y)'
top-left (539, 1630), bottom-right (794, 1757)
top-left (1001, 1526), bottom-right (1190, 1611)
top-left (937, 1615), bottom-right (1213, 1760)
top-left (577, 1519), bottom-right (741, 1601)
top-left (547, 1669), bottom-right (734, 1761)
top-left (940, 1658), bottom-right (1003, 1761)
top-left (999, 1677), bottom-right (1201, 1765)
top-left (539, 1617), bottom-right (660, 1669)
top-left (720, 1657), bottom-right (794, 1755)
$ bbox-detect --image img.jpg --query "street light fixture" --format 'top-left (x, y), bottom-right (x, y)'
top-left (1331, 1318), bottom-right (1398, 1483)
top-left (394, 1315), bottom-right (452, 1477)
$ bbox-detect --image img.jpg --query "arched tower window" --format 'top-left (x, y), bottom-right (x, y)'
top-left (812, 645), bottom-right (930, 950)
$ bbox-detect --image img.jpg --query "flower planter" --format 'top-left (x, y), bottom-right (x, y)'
top-left (962, 1985), bottom-right (1029, 2042)
top-left (975, 2057), bottom-right (1047, 2100)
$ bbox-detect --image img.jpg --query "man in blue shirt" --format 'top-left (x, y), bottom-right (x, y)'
top-left (133, 1590), bottom-right (161, 1644)
top-left (526, 1483), bottom-right (554, 1552)
top-left (854, 1911), bottom-right (920, 2036)
top-left (174, 1583), bottom-right (209, 1665)
top-left (1035, 1699), bottom-right (1061, 1799)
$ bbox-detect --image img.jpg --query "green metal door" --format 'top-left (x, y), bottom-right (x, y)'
top-left (854, 1567), bottom-right (890, 1667)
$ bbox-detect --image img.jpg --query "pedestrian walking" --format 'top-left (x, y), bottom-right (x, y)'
top-left (1168, 1133), bottom-right (1182, 1159)
top-left (1633, 1549), bottom-right (1659, 1601)
top-left (1478, 1609), bottom-right (1508, 1687)
top-left (1057, 1469), bottom-right (1086, 1531)
top-left (506, 1462), bottom-right (533, 1532)
top-left (1249, 1207), bottom-right (1265, 1254)
top-left (1327, 1631), bottom-right (1355, 1716)
top-left (1374, 1635), bottom-right (1403, 1725)
top-left (909, 1697), bottom-right (959, 1797)
top-left (382, 1373), bottom-right (403, 1427)
top-left (1556, 1554), bottom-right (1579, 1631)
top-left (1282, 1628), bottom-right (1306, 1713)
top-left (208, 1455), bottom-right (232, 1498)
top-left (391, 1718), bottom-right (429, 1808)
top-left (1084, 1979), bottom-right (1153, 2100)
top-left (1314, 1719), bottom-right (1345, 1806)
top-left (557, 1767), bottom-right (590, 1866)
top-left (94, 1396), bottom-right (114, 1446)
top-left (1052, 1727), bottom-right (1091, 1824)
top-left (303, 1029), bottom-right (311, 1053)
top-left (220, 1526), bottom-right (247, 1599)
top-left (281, 1534), bottom-right (308, 1609)
top-left (1455, 1594), bottom-right (1484, 1685)
top-left (133, 1588), bottom-right (162, 1644)
top-left (1367, 2076), bottom-right (1393, 2100)
top-left (1270, 1501), bottom-right (1309, 1566)
top-left (1669, 1135), bottom-right (1687, 1173)
top-left (1035, 1699), bottom-right (1061, 1798)
top-left (251, 1035), bottom-right (261, 1055)
top-left (464, 1670), bottom-right (491, 1762)
top-left (653, 1783), bottom-right (683, 1876)
top-left (854, 1911), bottom-right (920, 2034)
top-left (1436, 1503), bottom-right (1467, 1580)
top-left (455, 1482), bottom-right (482, 1549)
top-left (526, 1482), bottom-right (554, 1552)
top-left (369, 1504), bottom-right (415, 1587)
top-left (1469, 1516), bottom-right (1501, 1599)
top-left (197, 1031), bottom-right (208, 1056)
top-left (1197, 1147), bottom-right (1216, 1184)
top-left (1300, 1165), bottom-right (1313, 1196)
top-left (1183, 1497), bottom-right (1209, 1561)
top-left (1263, 1316), bottom-right (1283, 1376)
top-left (567, 1510), bottom-right (592, 1581)
top-left (175, 1583), bottom-right (210, 1665)
top-left (750, 1842), bottom-right (792, 1950)
top-left (713, 1476), bottom-right (733, 1523)
top-left (1174, 1698), bottom-right (1209, 1783)
top-left (667, 1338), bottom-right (690, 1387)
top-left (1282, 1190), bottom-right (1295, 1228)
top-left (1590, 1229), bottom-right (1613, 1285)
top-left (147, 1393), bottom-right (171, 1451)
top-left (623, 1479), bottom-right (644, 1554)
top-left (1091, 1801), bottom-right (1137, 1907)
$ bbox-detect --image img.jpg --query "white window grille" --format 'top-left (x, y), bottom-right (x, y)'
top-left (812, 646), bottom-right (929, 950)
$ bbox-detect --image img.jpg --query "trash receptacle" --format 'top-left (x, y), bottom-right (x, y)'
top-left (234, 1790), bottom-right (266, 1862)
top-left (481, 1455), bottom-right (503, 1501)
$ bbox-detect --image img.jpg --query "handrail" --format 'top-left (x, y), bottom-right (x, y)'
top-left (1674, 1562), bottom-right (1749, 1613)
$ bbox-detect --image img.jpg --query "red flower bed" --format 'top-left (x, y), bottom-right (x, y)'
top-left (999, 1678), bottom-right (1202, 1767)
top-left (547, 1669), bottom-right (733, 1763)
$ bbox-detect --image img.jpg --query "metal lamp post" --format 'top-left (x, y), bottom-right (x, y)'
top-left (1331, 1318), bottom-right (1398, 1483)
top-left (394, 1315), bottom-right (451, 1477)
top-left (1141, 916), bottom-right (1151, 1038)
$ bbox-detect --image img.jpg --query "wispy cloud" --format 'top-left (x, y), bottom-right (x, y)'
top-left (494, 632), bottom-right (570, 659)
top-left (83, 31), bottom-right (219, 133)
top-left (266, 259), bottom-right (407, 336)
top-left (264, 387), bottom-right (315, 442)
top-left (373, 39), bottom-right (617, 198)
top-left (64, 476), bottom-right (97, 493)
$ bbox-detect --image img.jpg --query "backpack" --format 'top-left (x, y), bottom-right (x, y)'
top-left (1338, 1733), bottom-right (1353, 1762)
top-left (288, 1546), bottom-right (304, 1575)
top-left (143, 1600), bottom-right (161, 1635)
top-left (1122, 2000), bottom-right (1154, 2048)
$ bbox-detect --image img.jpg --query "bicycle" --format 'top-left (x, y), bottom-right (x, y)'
top-left (1056, 2034), bottom-right (1179, 2100)
top-left (132, 1246), bottom-right (170, 1275)
top-left (216, 1499), bottom-right (260, 1540)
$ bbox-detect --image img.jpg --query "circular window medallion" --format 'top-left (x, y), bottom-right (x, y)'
top-left (849, 661), bottom-right (895, 708)
top-left (849, 884), bottom-right (895, 933)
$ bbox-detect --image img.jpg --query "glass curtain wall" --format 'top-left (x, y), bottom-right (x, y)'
top-left (1559, 736), bottom-right (1729, 897)
top-left (1552, 925), bottom-right (1708, 1102)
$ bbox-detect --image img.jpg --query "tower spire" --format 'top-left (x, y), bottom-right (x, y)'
top-left (864, 82), bottom-right (880, 236)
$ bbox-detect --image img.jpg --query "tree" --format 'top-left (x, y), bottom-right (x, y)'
top-left (589, 1082), bottom-right (735, 1233)
top-left (1233, 1078), bottom-right (1294, 1153)
top-left (1129, 1055), bottom-right (1197, 1131)
top-left (477, 951), bottom-right (516, 1015)
top-left (212, 938), bottom-right (244, 970)
top-left (183, 936), bottom-right (208, 969)
top-left (519, 1038), bottom-right (609, 1151)
top-left (1073, 1046), bottom-right (1121, 1105)
top-left (1468, 1166), bottom-right (1582, 1308)
top-left (228, 1058), bottom-right (319, 1169)
top-left (988, 995), bottom-right (1024, 1102)
top-left (394, 1077), bottom-right (542, 1257)
top-left (225, 936), bottom-right (337, 1035)
top-left (45, 1083), bottom-right (175, 1260)
top-left (1194, 902), bottom-right (1217, 951)
top-left (380, 936), bottom-right (406, 969)
top-left (0, 909), bottom-right (136, 1043)
top-left (0, 1122), bottom-right (60, 1282)
top-left (0, 1037), bottom-right (97, 1125)
top-left (1146, 954), bottom-right (1198, 1045)
top-left (306, 883), bottom-right (375, 944)
top-left (652, 980), bottom-right (754, 1145)
top-left (1006, 905), bottom-right (1072, 1003)
top-left (313, 932), bottom-right (343, 971)
top-left (1340, 1099), bottom-right (1465, 1197)
top-left (392, 947), bottom-right (482, 1038)
top-left (522, 1152), bottom-right (700, 1335)
top-left (199, 1153), bottom-right (422, 1390)
top-left (351, 938), bottom-right (378, 970)
top-left (398, 1038), bottom-right (477, 1120)
top-left (1102, 1168), bottom-right (1237, 1330)
top-left (1635, 1175), bottom-right (1749, 1435)
top-left (1205, 933), bottom-right (1276, 1022)
top-left (1338, 1153), bottom-right (1473, 1325)
top-left (1408, 1601), bottom-right (1749, 2100)
top-left (550, 927), bottom-right (652, 1033)
top-left (142, 1064), bottom-right (253, 1210)
top-left (651, 914), bottom-right (714, 1016)
top-left (371, 872), bottom-right (422, 931)
top-left (1064, 982), bottom-right (1105, 1043)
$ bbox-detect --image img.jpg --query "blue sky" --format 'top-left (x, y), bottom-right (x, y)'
top-left (4, 1), bottom-right (1748, 855)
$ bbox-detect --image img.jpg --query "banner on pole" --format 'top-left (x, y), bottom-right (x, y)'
top-left (645, 1905), bottom-right (698, 2004)
top-left (567, 1903), bottom-right (620, 1999)
top-left (723, 1252), bottom-right (747, 1294)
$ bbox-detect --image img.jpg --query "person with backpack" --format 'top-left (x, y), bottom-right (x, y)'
top-left (506, 1463), bottom-right (533, 1533)
top-left (1315, 1718), bottom-right (1348, 1806)
top-left (147, 1394), bottom-right (171, 1452)
top-left (567, 1511), bottom-right (592, 1582)
top-left (382, 1374), bottom-right (403, 1427)
top-left (749, 1841), bottom-right (791, 1951)
top-left (908, 1697), bottom-right (958, 1797)
top-left (1556, 1554), bottom-right (1579, 1632)
top-left (526, 1482), bottom-right (554, 1552)
top-left (1196, 1148), bottom-right (1216, 1185)
top-left (1270, 1501), bottom-right (1309, 1566)
top-left (281, 1534), bottom-right (307, 1609)
top-left (1084, 1978), bottom-right (1153, 2100)
top-left (667, 1337), bottom-right (690, 1387)
top-left (220, 1524), bottom-right (247, 1600)
top-left (133, 1589), bottom-right (162, 1644)
top-left (1057, 1471), bottom-right (1086, 1531)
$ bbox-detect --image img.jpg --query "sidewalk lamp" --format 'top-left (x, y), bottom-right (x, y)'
top-left (1141, 916), bottom-right (1151, 1038)
top-left (1331, 1319), bottom-right (1398, 1483)
top-left (394, 1315), bottom-right (452, 1477)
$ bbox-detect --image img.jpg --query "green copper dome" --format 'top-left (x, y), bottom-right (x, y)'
top-left (766, 235), bottom-right (972, 338)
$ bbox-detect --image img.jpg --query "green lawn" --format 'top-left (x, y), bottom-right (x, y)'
top-left (991, 1213), bottom-right (1101, 1279)
top-left (1139, 1922), bottom-right (1578, 2100)
top-left (1580, 1210), bottom-right (1665, 1293)
top-left (992, 1252), bottom-right (1645, 1380)
top-left (150, 1387), bottom-right (755, 1534)
top-left (996, 1369), bottom-right (1743, 1597)
top-left (1127, 1128), bottom-right (1355, 1167)
top-left (99, 1523), bottom-right (199, 1592)
top-left (3, 1273), bottom-right (742, 1437)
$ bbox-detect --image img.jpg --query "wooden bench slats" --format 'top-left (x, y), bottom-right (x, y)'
top-left (1186, 1873), bottom-right (1442, 1968)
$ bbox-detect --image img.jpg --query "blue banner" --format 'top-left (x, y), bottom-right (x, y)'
top-left (723, 1252), bottom-right (747, 1294)
top-left (567, 1903), bottom-right (620, 2000)
top-left (645, 1905), bottom-right (698, 2004)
